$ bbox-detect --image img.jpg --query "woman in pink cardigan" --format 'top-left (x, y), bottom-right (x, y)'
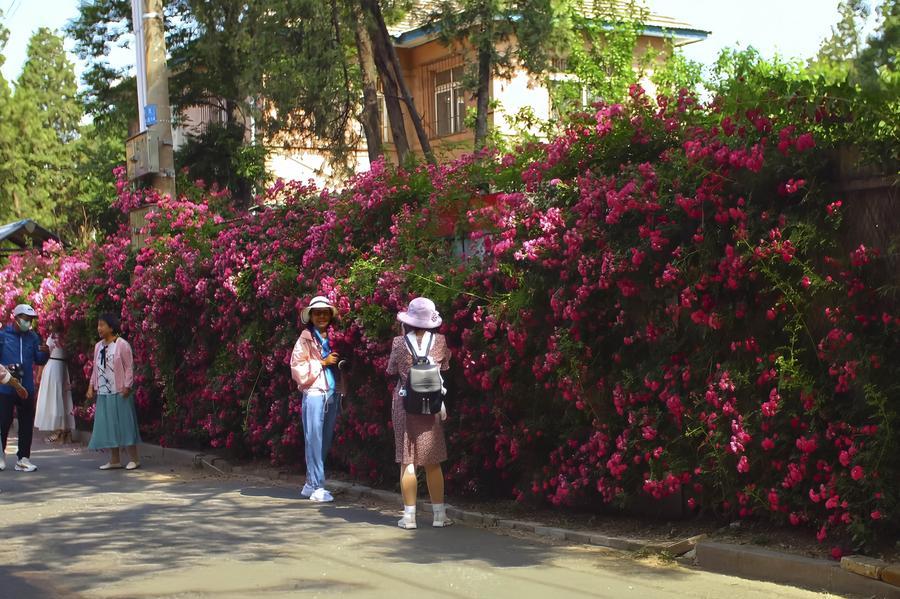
top-left (87, 313), bottom-right (141, 470)
top-left (290, 296), bottom-right (342, 502)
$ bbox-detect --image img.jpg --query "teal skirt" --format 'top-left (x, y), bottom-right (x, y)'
top-left (88, 393), bottom-right (142, 449)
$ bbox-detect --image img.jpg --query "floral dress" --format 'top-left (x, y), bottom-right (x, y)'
top-left (386, 333), bottom-right (450, 465)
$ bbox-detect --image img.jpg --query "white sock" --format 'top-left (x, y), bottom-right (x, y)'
top-left (403, 505), bottom-right (416, 517)
top-left (432, 503), bottom-right (445, 517)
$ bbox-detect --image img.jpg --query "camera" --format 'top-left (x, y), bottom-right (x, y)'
top-left (6, 363), bottom-right (24, 381)
top-left (337, 359), bottom-right (350, 371)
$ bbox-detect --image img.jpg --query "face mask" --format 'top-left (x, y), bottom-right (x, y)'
top-left (16, 318), bottom-right (32, 332)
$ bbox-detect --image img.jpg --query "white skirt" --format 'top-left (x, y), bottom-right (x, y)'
top-left (35, 359), bottom-right (75, 431)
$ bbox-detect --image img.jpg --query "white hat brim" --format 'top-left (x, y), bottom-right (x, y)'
top-left (301, 298), bottom-right (338, 324)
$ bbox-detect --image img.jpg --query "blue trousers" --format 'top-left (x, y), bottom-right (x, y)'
top-left (301, 391), bottom-right (340, 489)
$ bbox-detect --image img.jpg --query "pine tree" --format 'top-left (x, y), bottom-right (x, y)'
top-left (0, 12), bottom-right (20, 223)
top-left (9, 28), bottom-right (83, 232)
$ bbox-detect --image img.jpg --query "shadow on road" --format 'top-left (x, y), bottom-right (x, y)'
top-left (0, 435), bottom-right (700, 597)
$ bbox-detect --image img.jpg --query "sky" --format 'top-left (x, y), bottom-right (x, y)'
top-left (0, 0), bottom-right (880, 85)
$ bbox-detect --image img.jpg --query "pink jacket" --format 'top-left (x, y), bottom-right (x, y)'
top-left (90, 338), bottom-right (134, 392)
top-left (290, 329), bottom-right (330, 394)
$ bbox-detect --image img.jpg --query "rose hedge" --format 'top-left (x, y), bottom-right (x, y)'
top-left (3, 66), bottom-right (897, 553)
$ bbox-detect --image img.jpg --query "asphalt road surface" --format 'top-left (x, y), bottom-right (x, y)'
top-left (0, 435), bottom-right (837, 599)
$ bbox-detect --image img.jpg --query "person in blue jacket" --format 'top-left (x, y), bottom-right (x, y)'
top-left (0, 304), bottom-right (50, 472)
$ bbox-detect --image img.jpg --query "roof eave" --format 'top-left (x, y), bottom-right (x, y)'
top-left (391, 22), bottom-right (709, 49)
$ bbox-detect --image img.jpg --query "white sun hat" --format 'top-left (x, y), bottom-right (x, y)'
top-left (300, 295), bottom-right (338, 324)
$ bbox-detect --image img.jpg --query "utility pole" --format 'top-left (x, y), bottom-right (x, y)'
top-left (142, 0), bottom-right (175, 199)
top-left (126, 0), bottom-right (175, 248)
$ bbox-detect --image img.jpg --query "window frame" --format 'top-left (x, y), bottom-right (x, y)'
top-left (433, 66), bottom-right (466, 138)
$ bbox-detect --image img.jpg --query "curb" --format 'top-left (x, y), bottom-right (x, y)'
top-left (125, 441), bottom-right (900, 598)
top-left (71, 431), bottom-right (230, 474)
top-left (696, 541), bottom-right (900, 598)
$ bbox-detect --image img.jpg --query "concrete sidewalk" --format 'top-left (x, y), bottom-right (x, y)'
top-left (37, 432), bottom-right (900, 598)
top-left (0, 434), bottom-right (858, 599)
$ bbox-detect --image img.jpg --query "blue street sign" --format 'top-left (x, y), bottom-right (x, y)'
top-left (145, 104), bottom-right (158, 127)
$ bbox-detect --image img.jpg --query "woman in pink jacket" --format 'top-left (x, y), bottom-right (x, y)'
top-left (290, 296), bottom-right (341, 502)
top-left (87, 313), bottom-right (141, 470)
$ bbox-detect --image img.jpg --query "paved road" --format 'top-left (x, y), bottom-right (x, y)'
top-left (0, 435), bottom-right (836, 599)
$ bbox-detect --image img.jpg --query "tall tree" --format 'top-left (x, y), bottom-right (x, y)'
top-left (0, 12), bottom-right (18, 222)
top-left (361, 0), bottom-right (436, 163)
top-left (7, 28), bottom-right (82, 233)
top-left (68, 0), bottom-right (434, 185)
top-left (428, 0), bottom-right (564, 150)
top-left (856, 0), bottom-right (899, 85)
top-left (809, 0), bottom-right (871, 79)
top-left (352, 1), bottom-right (384, 162)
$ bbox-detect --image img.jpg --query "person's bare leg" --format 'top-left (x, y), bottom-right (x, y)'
top-left (126, 445), bottom-right (139, 463)
top-left (425, 464), bottom-right (452, 527)
top-left (398, 464), bottom-right (419, 528)
top-left (110, 447), bottom-right (121, 464)
top-left (424, 464), bottom-right (444, 504)
top-left (400, 463), bottom-right (418, 506)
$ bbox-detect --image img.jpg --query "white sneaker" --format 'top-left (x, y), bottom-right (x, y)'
top-left (432, 512), bottom-right (454, 528)
top-left (0, 453), bottom-right (5, 471)
top-left (300, 483), bottom-right (315, 498)
top-left (309, 488), bottom-right (334, 502)
top-left (15, 457), bottom-right (37, 472)
top-left (397, 514), bottom-right (417, 529)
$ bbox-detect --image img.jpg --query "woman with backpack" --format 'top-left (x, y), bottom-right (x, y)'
top-left (386, 297), bottom-right (452, 529)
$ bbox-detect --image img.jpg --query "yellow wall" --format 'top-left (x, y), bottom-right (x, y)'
top-left (266, 32), bottom-right (678, 186)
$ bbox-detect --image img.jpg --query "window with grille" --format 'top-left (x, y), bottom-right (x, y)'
top-left (434, 66), bottom-right (466, 137)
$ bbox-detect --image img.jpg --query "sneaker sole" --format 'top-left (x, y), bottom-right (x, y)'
top-left (398, 521), bottom-right (417, 529)
top-left (14, 466), bottom-right (37, 472)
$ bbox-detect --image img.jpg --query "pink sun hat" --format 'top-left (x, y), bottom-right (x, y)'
top-left (397, 297), bottom-right (442, 330)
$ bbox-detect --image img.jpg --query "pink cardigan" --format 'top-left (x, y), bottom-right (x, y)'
top-left (290, 329), bottom-right (330, 394)
top-left (90, 338), bottom-right (134, 392)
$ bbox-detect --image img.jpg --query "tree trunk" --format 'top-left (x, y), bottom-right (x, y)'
top-left (361, 0), bottom-right (435, 165)
top-left (474, 43), bottom-right (492, 150)
top-left (363, 11), bottom-right (410, 164)
top-left (352, 3), bottom-right (383, 162)
top-left (370, 38), bottom-right (410, 163)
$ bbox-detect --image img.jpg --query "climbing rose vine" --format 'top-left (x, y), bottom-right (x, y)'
top-left (3, 76), bottom-right (897, 553)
